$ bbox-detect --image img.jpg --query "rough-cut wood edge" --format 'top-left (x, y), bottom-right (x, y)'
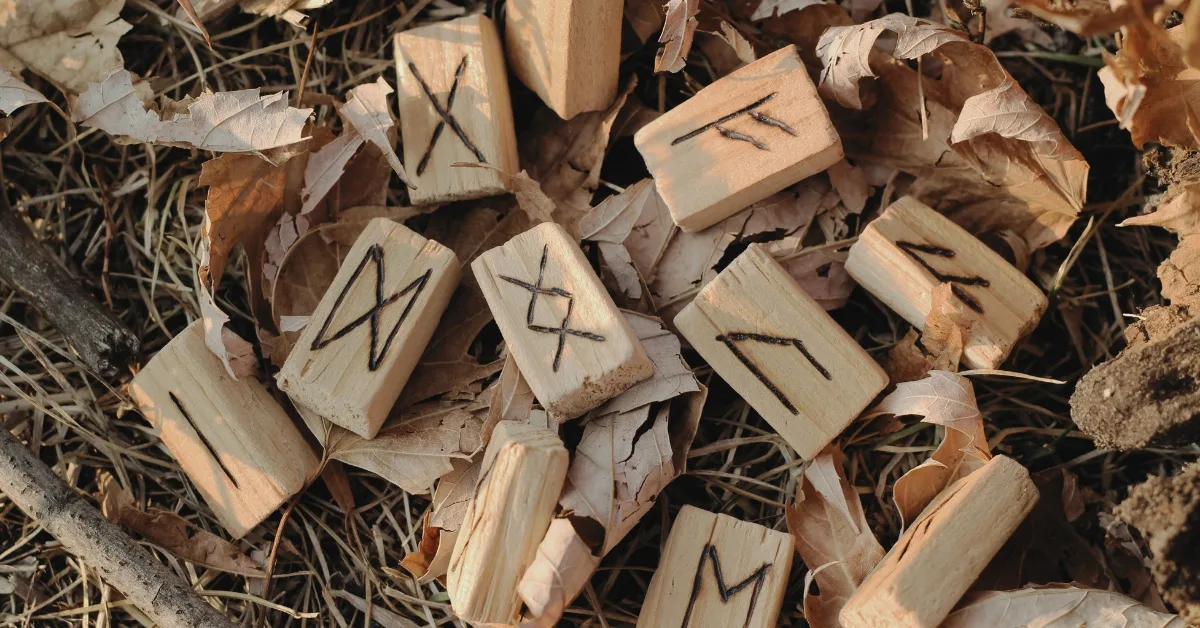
top-left (0, 427), bottom-right (235, 628)
top-left (0, 207), bottom-right (139, 375)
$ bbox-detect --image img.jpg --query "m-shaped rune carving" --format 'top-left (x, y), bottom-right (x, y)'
top-left (896, 241), bottom-right (990, 313)
top-left (409, 54), bottom-right (487, 175)
top-left (498, 245), bottom-right (605, 372)
top-left (681, 544), bottom-right (772, 628)
top-left (716, 332), bottom-right (831, 414)
top-left (169, 392), bottom-right (239, 488)
top-left (310, 244), bottom-right (431, 371)
top-left (672, 92), bottom-right (796, 151)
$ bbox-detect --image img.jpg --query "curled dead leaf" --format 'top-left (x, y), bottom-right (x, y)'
top-left (655, 0), bottom-right (700, 73)
top-left (942, 584), bottom-right (1185, 627)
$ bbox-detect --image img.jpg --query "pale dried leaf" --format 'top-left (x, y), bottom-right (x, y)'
top-left (331, 590), bottom-right (419, 628)
top-left (752, 0), bottom-right (827, 19)
top-left (805, 453), bottom-right (860, 535)
top-left (73, 68), bottom-right (311, 154)
top-left (655, 0), bottom-right (700, 73)
top-left (952, 79), bottom-right (1078, 159)
top-left (865, 370), bottom-right (981, 434)
top-left (714, 21), bottom-right (756, 67)
top-left (625, 0), bottom-right (665, 44)
top-left (456, 163), bottom-right (555, 223)
top-left (339, 79), bottom-right (411, 187)
top-left (299, 132), bottom-right (365, 216)
top-left (593, 313), bottom-right (699, 416)
top-left (1099, 25), bottom-right (1200, 150)
top-left (826, 160), bottom-right (869, 215)
top-left (0, 68), bottom-right (47, 115)
top-left (581, 180), bottom-right (662, 299)
top-left (0, 0), bottom-right (131, 95)
top-left (775, 247), bottom-right (856, 311)
top-left (517, 519), bottom-right (601, 626)
top-left (893, 421), bottom-right (989, 526)
top-left (199, 153), bottom-right (286, 290)
top-left (1120, 182), bottom-right (1200, 237)
top-left (942, 584), bottom-right (1186, 627)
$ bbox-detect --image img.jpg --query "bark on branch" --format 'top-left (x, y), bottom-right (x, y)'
top-left (0, 427), bottom-right (236, 628)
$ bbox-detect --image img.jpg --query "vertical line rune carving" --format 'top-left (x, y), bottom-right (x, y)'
top-left (169, 392), bottom-right (239, 489)
top-left (310, 244), bottom-right (432, 371)
top-left (410, 54), bottom-right (487, 175)
top-left (896, 241), bottom-right (990, 313)
top-left (716, 332), bottom-right (831, 414)
top-left (681, 544), bottom-right (772, 628)
top-left (672, 92), bottom-right (796, 151)
top-left (498, 245), bottom-right (605, 372)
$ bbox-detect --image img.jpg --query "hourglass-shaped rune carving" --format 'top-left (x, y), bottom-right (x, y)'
top-left (409, 54), bottom-right (487, 175)
top-left (896, 241), bottom-right (991, 313)
top-left (716, 332), bottom-right (831, 414)
top-left (671, 92), bottom-right (796, 151)
top-left (681, 544), bottom-right (772, 628)
top-left (498, 245), bottom-right (606, 372)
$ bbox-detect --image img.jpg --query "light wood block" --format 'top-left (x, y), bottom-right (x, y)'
top-left (674, 244), bottom-right (888, 459)
top-left (505, 0), bottom-right (623, 120)
top-left (448, 421), bottom-right (569, 625)
top-left (840, 455), bottom-right (1039, 628)
top-left (634, 45), bottom-right (843, 232)
top-left (636, 505), bottom-right (793, 628)
top-left (845, 197), bottom-right (1048, 370)
top-left (277, 217), bottom-right (459, 439)
top-left (129, 321), bottom-right (318, 538)
top-left (472, 222), bottom-right (653, 420)
top-left (394, 14), bottom-right (519, 204)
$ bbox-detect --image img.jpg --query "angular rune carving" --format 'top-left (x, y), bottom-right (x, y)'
top-left (716, 332), bottom-right (831, 414)
top-left (169, 392), bottom-right (238, 488)
top-left (498, 245), bottom-right (605, 372)
top-left (672, 92), bottom-right (796, 151)
top-left (896, 241), bottom-right (991, 314)
top-left (682, 544), bottom-right (772, 628)
top-left (409, 54), bottom-right (487, 175)
top-left (310, 244), bottom-right (432, 371)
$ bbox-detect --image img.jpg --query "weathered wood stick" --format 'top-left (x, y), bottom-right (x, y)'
top-left (0, 206), bottom-right (139, 375)
top-left (0, 427), bottom-right (236, 628)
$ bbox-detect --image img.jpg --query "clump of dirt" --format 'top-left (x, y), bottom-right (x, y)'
top-left (1071, 317), bottom-right (1200, 450)
top-left (1115, 463), bottom-right (1200, 623)
top-left (1125, 305), bottom-right (1194, 350)
top-left (1144, 146), bottom-right (1200, 194)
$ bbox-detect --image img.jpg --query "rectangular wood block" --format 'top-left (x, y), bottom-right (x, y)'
top-left (129, 321), bottom-right (319, 538)
top-left (472, 222), bottom-right (653, 420)
top-left (448, 421), bottom-right (569, 625)
top-left (636, 505), bottom-right (793, 628)
top-left (845, 197), bottom-right (1048, 370)
top-left (277, 217), bottom-right (459, 439)
top-left (505, 0), bottom-right (623, 119)
top-left (840, 455), bottom-right (1039, 628)
top-left (634, 45), bottom-right (843, 232)
top-left (394, 14), bottom-right (519, 204)
top-left (674, 244), bottom-right (888, 459)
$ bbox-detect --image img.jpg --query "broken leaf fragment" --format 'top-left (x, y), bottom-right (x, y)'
top-left (0, 0), bottom-right (131, 95)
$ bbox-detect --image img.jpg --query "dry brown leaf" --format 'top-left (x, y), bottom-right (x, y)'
top-left (772, 246), bottom-right (857, 311)
top-left (581, 179), bottom-right (660, 299)
top-left (887, 328), bottom-right (935, 384)
top-left (942, 584), bottom-right (1185, 627)
top-left (73, 68), bottom-right (312, 156)
top-left (1121, 181), bottom-right (1200, 237)
top-left (482, 355), bottom-right (537, 442)
top-left (752, 0), bottom-right (827, 20)
top-left (819, 14), bottom-right (1087, 249)
top-left (1008, 0), bottom-right (1133, 34)
top-left (866, 370), bottom-right (982, 433)
top-left (456, 163), bottom-right (555, 224)
top-left (982, 0), bottom-right (1054, 47)
top-left (713, 21), bottom-right (757, 68)
top-left (0, 0), bottom-right (131, 95)
top-left (655, 0), bottom-right (700, 73)
top-left (1100, 25), bottom-right (1200, 150)
top-left (786, 450), bottom-right (885, 628)
top-left (339, 79), bottom-right (411, 188)
top-left (98, 474), bottom-right (265, 577)
top-left (299, 132), bottom-right (365, 216)
top-left (0, 68), bottom-right (47, 116)
top-left (625, 0), bottom-right (666, 45)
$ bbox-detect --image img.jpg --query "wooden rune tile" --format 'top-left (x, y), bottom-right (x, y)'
top-left (841, 455), bottom-right (1039, 628)
top-left (636, 505), bottom-right (793, 628)
top-left (634, 45), bottom-right (843, 232)
top-left (278, 218), bottom-right (459, 439)
top-left (472, 222), bottom-right (653, 420)
top-left (845, 196), bottom-right (1049, 369)
top-left (129, 321), bottom-right (319, 538)
top-left (394, 13), bottom-right (519, 204)
top-left (674, 244), bottom-right (888, 459)
top-left (505, 0), bottom-right (623, 119)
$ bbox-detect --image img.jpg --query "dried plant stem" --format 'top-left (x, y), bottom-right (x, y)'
top-left (0, 206), bottom-right (139, 375)
top-left (0, 428), bottom-right (236, 628)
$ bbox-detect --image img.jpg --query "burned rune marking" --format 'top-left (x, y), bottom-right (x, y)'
top-left (169, 392), bottom-right (239, 489)
top-left (716, 332), bottom-right (831, 414)
top-left (671, 92), bottom-right (796, 151)
top-left (498, 245), bottom-right (605, 372)
top-left (896, 241), bottom-right (990, 313)
top-left (681, 544), bottom-right (772, 628)
top-left (409, 54), bottom-right (487, 175)
top-left (310, 244), bottom-right (432, 371)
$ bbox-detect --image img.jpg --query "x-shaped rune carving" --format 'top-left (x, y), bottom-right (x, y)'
top-left (409, 54), bottom-right (487, 176)
top-left (672, 92), bottom-right (796, 151)
top-left (716, 332), bottom-right (831, 414)
top-left (498, 245), bottom-right (605, 372)
top-left (310, 244), bottom-right (432, 371)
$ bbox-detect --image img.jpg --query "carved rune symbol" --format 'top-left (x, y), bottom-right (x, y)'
top-left (716, 333), bottom-right (831, 414)
top-left (682, 544), bottom-right (772, 628)
top-left (896, 241), bottom-right (991, 314)
top-left (169, 392), bottom-right (239, 489)
top-left (498, 245), bottom-right (605, 372)
top-left (310, 244), bottom-right (432, 371)
top-left (409, 54), bottom-right (487, 176)
top-left (672, 92), bottom-right (796, 151)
